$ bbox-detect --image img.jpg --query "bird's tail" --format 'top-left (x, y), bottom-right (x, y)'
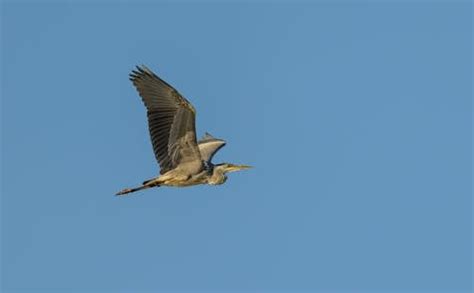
top-left (115, 183), bottom-right (160, 196)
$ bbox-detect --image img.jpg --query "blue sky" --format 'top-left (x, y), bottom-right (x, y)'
top-left (1, 1), bottom-right (472, 292)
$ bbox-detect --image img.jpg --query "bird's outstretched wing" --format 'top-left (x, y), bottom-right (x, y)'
top-left (198, 133), bottom-right (226, 164)
top-left (130, 65), bottom-right (202, 174)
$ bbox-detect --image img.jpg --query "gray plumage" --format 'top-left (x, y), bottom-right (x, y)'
top-left (116, 65), bottom-right (251, 196)
top-left (198, 133), bottom-right (226, 163)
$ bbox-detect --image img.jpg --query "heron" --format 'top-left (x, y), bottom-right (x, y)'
top-left (116, 66), bottom-right (251, 196)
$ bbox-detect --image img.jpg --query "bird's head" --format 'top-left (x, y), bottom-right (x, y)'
top-left (218, 163), bottom-right (252, 174)
top-left (208, 163), bottom-right (252, 185)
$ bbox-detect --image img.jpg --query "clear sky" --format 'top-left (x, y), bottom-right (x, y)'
top-left (1, 1), bottom-right (472, 292)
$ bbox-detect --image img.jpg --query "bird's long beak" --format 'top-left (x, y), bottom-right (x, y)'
top-left (226, 164), bottom-right (253, 173)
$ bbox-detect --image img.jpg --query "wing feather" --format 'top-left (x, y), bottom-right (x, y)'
top-left (198, 133), bottom-right (226, 163)
top-left (130, 65), bottom-right (202, 174)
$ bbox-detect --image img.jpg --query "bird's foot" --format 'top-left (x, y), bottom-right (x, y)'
top-left (115, 188), bottom-right (133, 196)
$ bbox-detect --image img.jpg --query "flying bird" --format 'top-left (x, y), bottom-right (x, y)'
top-left (116, 66), bottom-right (251, 196)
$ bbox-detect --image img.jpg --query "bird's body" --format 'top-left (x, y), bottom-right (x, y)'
top-left (116, 66), bottom-right (250, 196)
top-left (143, 162), bottom-right (231, 187)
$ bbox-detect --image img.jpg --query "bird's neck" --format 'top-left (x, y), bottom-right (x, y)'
top-left (207, 165), bottom-right (227, 185)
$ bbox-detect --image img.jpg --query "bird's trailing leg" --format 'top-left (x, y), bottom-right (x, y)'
top-left (115, 181), bottom-right (160, 196)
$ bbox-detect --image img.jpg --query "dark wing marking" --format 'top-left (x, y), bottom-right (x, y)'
top-left (197, 132), bottom-right (226, 163)
top-left (130, 65), bottom-right (202, 174)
